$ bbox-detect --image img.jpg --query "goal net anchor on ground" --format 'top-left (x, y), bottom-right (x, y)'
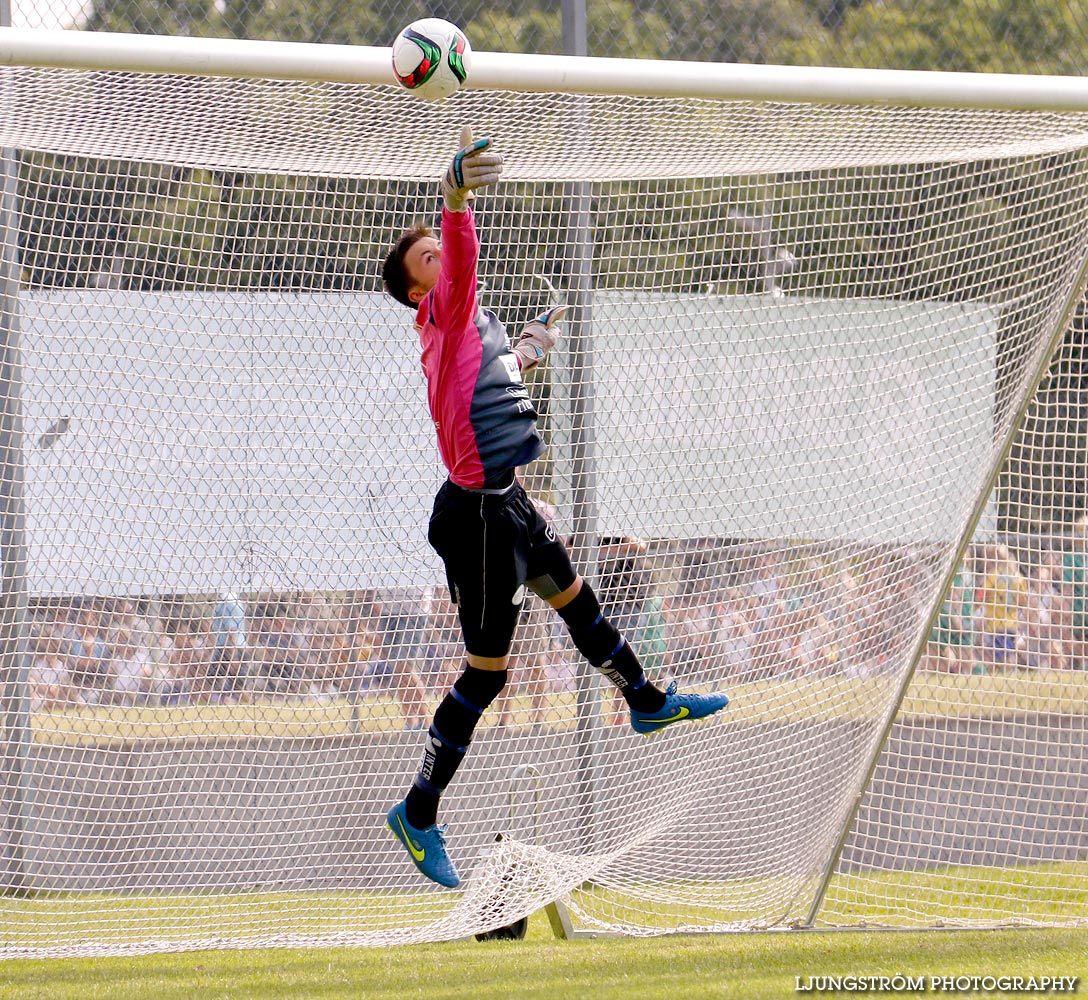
top-left (471, 762), bottom-right (613, 941)
top-left (474, 763), bottom-right (542, 942)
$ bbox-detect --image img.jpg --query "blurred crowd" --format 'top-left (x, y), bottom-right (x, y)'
top-left (24, 524), bottom-right (1088, 725)
top-left (920, 524), bottom-right (1088, 675)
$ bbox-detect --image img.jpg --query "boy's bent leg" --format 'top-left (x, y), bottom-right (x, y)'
top-left (396, 482), bottom-right (523, 886)
top-left (545, 576), bottom-right (666, 714)
top-left (389, 661), bottom-right (508, 888)
top-left (523, 514), bottom-right (666, 713)
top-left (546, 576), bottom-right (729, 736)
top-left (404, 662), bottom-right (507, 828)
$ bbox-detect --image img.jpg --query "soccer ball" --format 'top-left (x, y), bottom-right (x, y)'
top-left (391, 18), bottom-right (472, 103)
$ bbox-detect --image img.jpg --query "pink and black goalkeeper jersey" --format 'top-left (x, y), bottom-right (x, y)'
top-left (416, 207), bottom-right (543, 489)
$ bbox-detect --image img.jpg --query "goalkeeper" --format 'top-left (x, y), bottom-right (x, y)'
top-left (380, 127), bottom-right (729, 889)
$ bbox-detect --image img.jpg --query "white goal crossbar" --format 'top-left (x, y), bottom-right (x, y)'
top-left (7, 27), bottom-right (1088, 110)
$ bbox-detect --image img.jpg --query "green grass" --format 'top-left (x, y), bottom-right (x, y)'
top-left (3, 862), bottom-right (1085, 951)
top-left (1, 864), bottom-right (1085, 998)
top-left (29, 671), bottom-right (1088, 745)
top-left (0, 889), bottom-right (457, 950)
top-left (0, 924), bottom-right (1084, 1000)
top-left (821, 861), bottom-right (1088, 927)
top-left (547, 861), bottom-right (1088, 933)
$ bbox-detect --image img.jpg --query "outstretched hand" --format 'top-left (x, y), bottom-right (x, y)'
top-left (513, 304), bottom-right (568, 373)
top-left (441, 125), bottom-right (504, 212)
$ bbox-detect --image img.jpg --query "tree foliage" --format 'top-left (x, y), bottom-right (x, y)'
top-left (784, 0), bottom-right (1088, 74)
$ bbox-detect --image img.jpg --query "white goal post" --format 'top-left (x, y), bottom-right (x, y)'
top-left (0, 28), bottom-right (1086, 956)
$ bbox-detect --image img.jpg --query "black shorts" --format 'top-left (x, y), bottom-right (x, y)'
top-left (427, 478), bottom-right (577, 658)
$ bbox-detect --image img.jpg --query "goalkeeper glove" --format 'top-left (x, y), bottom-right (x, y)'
top-left (441, 125), bottom-right (504, 212)
top-left (513, 304), bottom-right (568, 373)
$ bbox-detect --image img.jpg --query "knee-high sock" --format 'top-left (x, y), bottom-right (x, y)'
top-left (404, 664), bottom-right (507, 829)
top-left (555, 583), bottom-right (666, 712)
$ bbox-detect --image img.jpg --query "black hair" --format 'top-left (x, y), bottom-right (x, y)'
top-left (381, 222), bottom-right (434, 309)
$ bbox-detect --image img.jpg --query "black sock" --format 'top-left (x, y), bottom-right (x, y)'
top-left (556, 584), bottom-right (666, 713)
top-left (404, 664), bottom-right (507, 829)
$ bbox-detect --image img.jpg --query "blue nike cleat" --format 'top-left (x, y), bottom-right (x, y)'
top-left (386, 800), bottom-right (461, 888)
top-left (630, 681), bottom-right (730, 736)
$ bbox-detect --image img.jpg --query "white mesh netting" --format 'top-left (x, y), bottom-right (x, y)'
top-left (0, 65), bottom-right (1087, 956)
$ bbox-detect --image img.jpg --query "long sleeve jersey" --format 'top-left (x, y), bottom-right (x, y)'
top-left (416, 207), bottom-right (543, 488)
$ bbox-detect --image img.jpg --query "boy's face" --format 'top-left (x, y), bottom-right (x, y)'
top-left (405, 237), bottom-right (442, 304)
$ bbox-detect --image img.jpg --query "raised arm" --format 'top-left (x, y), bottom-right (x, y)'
top-left (431, 205), bottom-right (481, 333)
top-left (430, 125), bottom-right (503, 331)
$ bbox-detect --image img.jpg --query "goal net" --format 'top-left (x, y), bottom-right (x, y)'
top-left (1, 42), bottom-right (1087, 955)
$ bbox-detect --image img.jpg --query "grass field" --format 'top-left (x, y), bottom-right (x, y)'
top-left (2, 861), bottom-right (1085, 997)
top-left (1, 924), bottom-right (1085, 1000)
top-left (558, 862), bottom-right (1088, 931)
top-left (27, 670), bottom-right (1088, 744)
top-left (2, 861), bottom-right (1085, 948)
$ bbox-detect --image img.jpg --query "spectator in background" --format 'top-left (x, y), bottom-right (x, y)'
top-left (748, 550), bottom-right (789, 680)
top-left (166, 612), bottom-right (215, 702)
top-left (978, 544), bottom-right (1029, 672)
top-left (28, 622), bottom-right (73, 711)
top-left (208, 592), bottom-right (249, 701)
top-left (348, 591), bottom-right (382, 681)
top-left (105, 599), bottom-right (156, 649)
top-left (343, 591), bottom-right (382, 730)
top-left (1024, 554), bottom-right (1066, 671)
top-left (921, 553), bottom-right (977, 673)
top-left (833, 565), bottom-right (862, 676)
top-left (211, 592), bottom-right (247, 651)
top-left (55, 600), bottom-right (79, 658)
top-left (291, 591), bottom-right (345, 698)
top-left (314, 607), bottom-right (352, 699)
top-left (785, 558), bottom-right (829, 615)
top-left (664, 581), bottom-right (718, 681)
top-left (819, 558), bottom-right (855, 674)
top-left (1061, 516), bottom-right (1088, 670)
top-left (68, 599), bottom-right (112, 705)
top-left (880, 553), bottom-right (929, 671)
top-left (747, 549), bottom-right (781, 616)
top-left (109, 618), bottom-right (154, 704)
top-left (375, 587), bottom-right (430, 729)
top-left (768, 557), bottom-right (840, 677)
top-left (849, 553), bottom-right (897, 672)
top-left (777, 600), bottom-right (837, 678)
top-left (843, 551), bottom-right (921, 674)
top-left (251, 602), bottom-right (308, 697)
top-left (146, 609), bottom-right (177, 704)
top-left (359, 593), bottom-right (393, 693)
top-left (714, 586), bottom-right (756, 680)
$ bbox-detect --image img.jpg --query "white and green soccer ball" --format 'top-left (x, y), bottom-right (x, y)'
top-left (391, 18), bottom-right (472, 103)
